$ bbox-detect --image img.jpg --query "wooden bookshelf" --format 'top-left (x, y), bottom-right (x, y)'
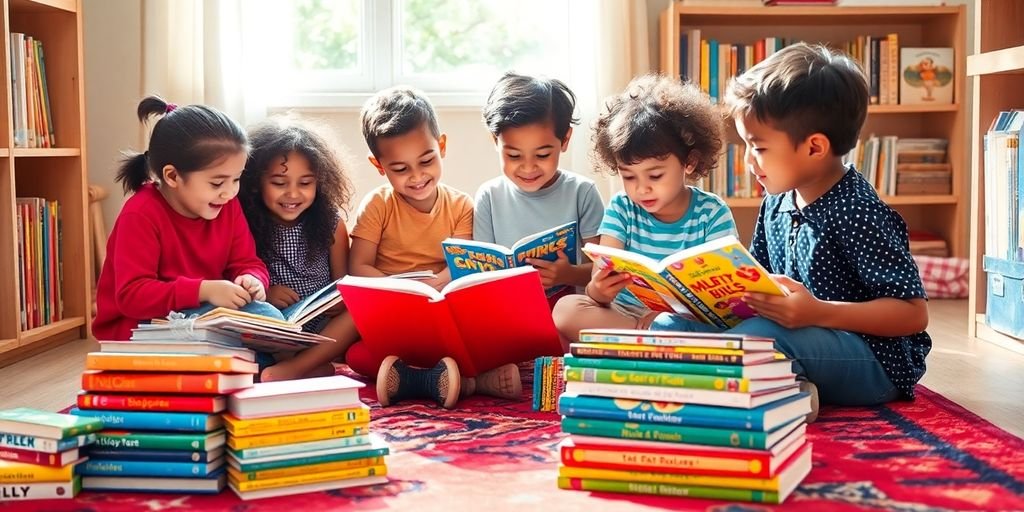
top-left (966, 0), bottom-right (1024, 347)
top-left (660, 4), bottom-right (967, 253)
top-left (0, 0), bottom-right (90, 367)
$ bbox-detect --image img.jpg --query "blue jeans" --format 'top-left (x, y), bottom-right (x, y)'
top-left (650, 314), bottom-right (900, 406)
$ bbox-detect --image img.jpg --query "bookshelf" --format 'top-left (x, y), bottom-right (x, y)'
top-left (966, 0), bottom-right (1024, 348)
top-left (659, 4), bottom-right (967, 255)
top-left (0, 0), bottom-right (90, 366)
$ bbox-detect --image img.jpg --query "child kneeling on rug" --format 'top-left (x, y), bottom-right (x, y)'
top-left (651, 43), bottom-right (932, 422)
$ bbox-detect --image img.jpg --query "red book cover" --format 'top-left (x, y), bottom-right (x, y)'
top-left (338, 266), bottom-right (562, 376)
top-left (81, 371), bottom-right (252, 394)
top-left (0, 445), bottom-right (78, 467)
top-left (77, 393), bottom-right (226, 413)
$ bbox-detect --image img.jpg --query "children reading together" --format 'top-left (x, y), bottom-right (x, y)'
top-left (238, 116), bottom-right (360, 382)
top-left (93, 97), bottom-right (268, 341)
top-left (552, 75), bottom-right (738, 349)
top-left (346, 86), bottom-right (521, 409)
top-left (475, 72), bottom-right (605, 300)
top-left (652, 43), bottom-right (931, 422)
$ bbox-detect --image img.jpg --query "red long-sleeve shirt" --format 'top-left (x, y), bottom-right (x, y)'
top-left (92, 183), bottom-right (270, 340)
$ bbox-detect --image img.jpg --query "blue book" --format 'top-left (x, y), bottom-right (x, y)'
top-left (81, 469), bottom-right (226, 494)
top-left (709, 39), bottom-right (719, 102)
top-left (280, 277), bottom-right (344, 325)
top-left (558, 393), bottom-right (810, 432)
top-left (80, 458), bottom-right (224, 478)
top-left (442, 221), bottom-right (577, 296)
top-left (86, 446), bottom-right (224, 463)
top-left (69, 408), bottom-right (221, 433)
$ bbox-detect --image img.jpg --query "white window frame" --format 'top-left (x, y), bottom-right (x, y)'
top-left (260, 0), bottom-right (570, 109)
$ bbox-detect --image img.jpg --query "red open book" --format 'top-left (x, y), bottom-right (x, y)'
top-left (338, 267), bottom-right (562, 376)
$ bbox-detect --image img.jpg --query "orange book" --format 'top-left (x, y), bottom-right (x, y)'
top-left (86, 353), bottom-right (258, 374)
top-left (81, 371), bottom-right (253, 394)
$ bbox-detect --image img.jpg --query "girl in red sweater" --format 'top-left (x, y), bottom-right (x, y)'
top-left (93, 96), bottom-right (269, 342)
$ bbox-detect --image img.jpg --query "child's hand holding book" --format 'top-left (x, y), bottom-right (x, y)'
top-left (742, 275), bottom-right (814, 330)
top-left (199, 279), bottom-right (253, 309)
top-left (266, 284), bottom-right (300, 309)
top-left (527, 250), bottom-right (576, 289)
top-left (585, 268), bottom-right (632, 306)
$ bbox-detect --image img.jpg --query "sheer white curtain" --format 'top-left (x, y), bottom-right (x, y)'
top-left (568, 0), bottom-right (652, 199)
top-left (140, 0), bottom-right (268, 127)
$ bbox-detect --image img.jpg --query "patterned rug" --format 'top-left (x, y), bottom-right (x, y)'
top-left (7, 377), bottom-right (1023, 511)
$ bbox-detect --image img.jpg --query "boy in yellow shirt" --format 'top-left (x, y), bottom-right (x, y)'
top-left (347, 86), bottom-right (520, 409)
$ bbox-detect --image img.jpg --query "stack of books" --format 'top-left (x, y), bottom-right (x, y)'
top-left (0, 408), bottom-right (101, 501)
top-left (71, 346), bottom-right (257, 494)
top-left (226, 375), bottom-right (389, 500)
top-left (532, 356), bottom-right (566, 412)
top-left (895, 138), bottom-right (951, 196)
top-left (556, 329), bottom-right (813, 505)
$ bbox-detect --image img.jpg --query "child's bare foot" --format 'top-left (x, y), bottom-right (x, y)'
top-left (461, 363), bottom-right (521, 399)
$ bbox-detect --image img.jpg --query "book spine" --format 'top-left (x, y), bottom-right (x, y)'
top-left (0, 432), bottom-right (61, 453)
top-left (561, 417), bottom-right (765, 449)
top-left (564, 381), bottom-right (754, 408)
top-left (565, 367), bottom-right (748, 392)
top-left (230, 464), bottom-right (386, 492)
top-left (0, 447), bottom-right (72, 467)
top-left (559, 465), bottom-right (780, 491)
top-left (569, 345), bottom-right (743, 365)
top-left (77, 393), bottom-right (222, 413)
top-left (82, 372), bottom-right (227, 394)
top-left (87, 448), bottom-right (216, 463)
top-left (225, 407), bottom-right (369, 436)
top-left (228, 423), bottom-right (369, 450)
top-left (557, 477), bottom-right (778, 503)
top-left (0, 477), bottom-right (80, 500)
top-left (577, 333), bottom-right (741, 349)
top-left (95, 432), bottom-right (212, 451)
top-left (70, 408), bottom-right (215, 433)
top-left (0, 460), bottom-right (76, 483)
top-left (232, 434), bottom-right (370, 459)
top-left (562, 356), bottom-right (745, 378)
top-left (81, 460), bottom-right (216, 478)
top-left (236, 445), bottom-right (390, 472)
top-left (85, 354), bottom-right (252, 373)
top-left (230, 455), bottom-right (384, 482)
top-left (558, 401), bottom-right (760, 431)
top-left (560, 446), bottom-right (769, 478)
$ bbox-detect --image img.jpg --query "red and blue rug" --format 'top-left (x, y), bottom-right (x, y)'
top-left (8, 377), bottom-right (1023, 511)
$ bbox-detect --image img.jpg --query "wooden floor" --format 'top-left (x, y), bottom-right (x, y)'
top-left (0, 300), bottom-right (1021, 438)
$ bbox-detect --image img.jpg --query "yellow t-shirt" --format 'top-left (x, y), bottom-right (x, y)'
top-left (351, 183), bottom-right (474, 275)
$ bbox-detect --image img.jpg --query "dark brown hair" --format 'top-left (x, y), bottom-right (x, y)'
top-left (591, 74), bottom-right (723, 179)
top-left (116, 95), bottom-right (248, 193)
top-left (360, 86), bottom-right (440, 158)
top-left (239, 116), bottom-right (354, 263)
top-left (483, 72), bottom-right (579, 140)
top-left (725, 42), bottom-right (868, 156)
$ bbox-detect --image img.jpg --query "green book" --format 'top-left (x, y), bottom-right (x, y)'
top-left (94, 430), bottom-right (225, 451)
top-left (0, 407), bottom-right (103, 439)
top-left (230, 441), bottom-right (389, 472)
top-left (561, 356), bottom-right (792, 380)
top-left (560, 417), bottom-right (773, 449)
top-left (565, 366), bottom-right (747, 392)
top-left (558, 477), bottom-right (781, 504)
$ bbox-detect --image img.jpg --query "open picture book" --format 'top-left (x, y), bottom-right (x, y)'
top-left (582, 235), bottom-right (786, 328)
top-left (338, 266), bottom-right (563, 377)
top-left (442, 221), bottom-right (577, 295)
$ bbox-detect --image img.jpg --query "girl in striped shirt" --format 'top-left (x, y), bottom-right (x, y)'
top-left (552, 75), bottom-right (737, 348)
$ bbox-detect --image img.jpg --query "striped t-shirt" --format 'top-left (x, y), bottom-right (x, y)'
top-left (598, 188), bottom-right (738, 310)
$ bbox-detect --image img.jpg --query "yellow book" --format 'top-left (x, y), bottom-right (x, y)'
top-left (228, 456), bottom-right (384, 482)
top-left (582, 235), bottom-right (785, 329)
top-left (227, 422), bottom-right (369, 450)
top-left (223, 405), bottom-right (370, 436)
top-left (700, 39), bottom-right (710, 94)
top-left (577, 344), bottom-right (744, 356)
top-left (558, 465), bottom-right (781, 492)
top-left (228, 464), bottom-right (387, 492)
top-left (0, 459), bottom-right (76, 483)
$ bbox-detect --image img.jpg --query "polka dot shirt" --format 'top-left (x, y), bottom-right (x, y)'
top-left (750, 166), bottom-right (931, 399)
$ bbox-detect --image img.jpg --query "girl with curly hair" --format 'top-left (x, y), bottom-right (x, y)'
top-left (552, 74), bottom-right (738, 348)
top-left (239, 116), bottom-right (359, 382)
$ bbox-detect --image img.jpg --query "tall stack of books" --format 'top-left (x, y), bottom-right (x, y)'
top-left (556, 329), bottom-right (813, 505)
top-left (70, 345), bottom-right (257, 494)
top-left (0, 408), bottom-right (100, 501)
top-left (226, 375), bottom-right (389, 500)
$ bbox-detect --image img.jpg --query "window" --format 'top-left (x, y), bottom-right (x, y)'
top-left (254, 0), bottom-right (571, 106)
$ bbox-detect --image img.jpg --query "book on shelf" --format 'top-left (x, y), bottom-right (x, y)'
top-left (442, 221), bottom-right (578, 296)
top-left (9, 34), bottom-right (56, 149)
top-left (582, 236), bottom-right (785, 329)
top-left (338, 266), bottom-right (562, 377)
top-left (908, 231), bottom-right (949, 257)
top-left (843, 137), bottom-right (950, 196)
top-left (15, 197), bottom-right (62, 331)
top-left (984, 110), bottom-right (1024, 262)
top-left (900, 47), bottom-right (954, 105)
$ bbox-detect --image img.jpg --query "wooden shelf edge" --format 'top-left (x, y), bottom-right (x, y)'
top-left (19, 316), bottom-right (85, 346)
top-left (868, 104), bottom-right (958, 114)
top-left (0, 338), bottom-right (17, 354)
top-left (967, 45), bottom-right (1024, 76)
top-left (10, 0), bottom-right (76, 14)
top-left (12, 148), bottom-right (81, 157)
top-left (975, 320), bottom-right (1024, 356)
top-left (675, 5), bottom-right (961, 17)
top-left (0, 149), bottom-right (8, 158)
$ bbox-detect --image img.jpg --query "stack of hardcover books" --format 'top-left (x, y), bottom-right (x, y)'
top-left (71, 346), bottom-right (257, 494)
top-left (226, 375), bottom-right (389, 500)
top-left (556, 329), bottom-right (813, 505)
top-left (0, 408), bottom-right (101, 501)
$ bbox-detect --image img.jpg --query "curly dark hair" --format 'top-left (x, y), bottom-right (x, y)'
top-left (239, 116), bottom-right (355, 263)
top-left (591, 74), bottom-right (723, 180)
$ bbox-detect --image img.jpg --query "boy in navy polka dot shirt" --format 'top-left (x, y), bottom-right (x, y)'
top-left (651, 43), bottom-right (930, 422)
